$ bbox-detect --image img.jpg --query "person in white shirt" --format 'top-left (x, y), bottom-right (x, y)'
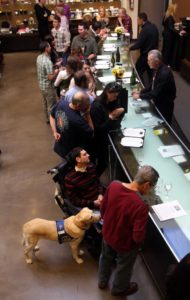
top-left (54, 56), bottom-right (83, 97)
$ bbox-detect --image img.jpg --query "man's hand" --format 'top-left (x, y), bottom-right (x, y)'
top-left (53, 132), bottom-right (61, 141)
top-left (88, 54), bottom-right (96, 60)
top-left (132, 90), bottom-right (140, 100)
top-left (94, 194), bottom-right (104, 207)
top-left (109, 108), bottom-right (124, 120)
top-left (118, 17), bottom-right (123, 26)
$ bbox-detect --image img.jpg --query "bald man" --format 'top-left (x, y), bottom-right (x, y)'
top-left (50, 91), bottom-right (94, 158)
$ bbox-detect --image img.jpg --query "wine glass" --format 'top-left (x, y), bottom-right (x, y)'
top-left (164, 182), bottom-right (172, 199)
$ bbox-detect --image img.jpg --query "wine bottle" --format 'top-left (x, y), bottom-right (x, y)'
top-left (130, 68), bottom-right (136, 86)
top-left (116, 47), bottom-right (120, 63)
top-left (111, 52), bottom-right (115, 68)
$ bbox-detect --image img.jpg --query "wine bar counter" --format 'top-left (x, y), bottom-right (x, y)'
top-left (97, 36), bottom-right (190, 298)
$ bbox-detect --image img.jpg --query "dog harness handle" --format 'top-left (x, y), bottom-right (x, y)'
top-left (56, 220), bottom-right (77, 244)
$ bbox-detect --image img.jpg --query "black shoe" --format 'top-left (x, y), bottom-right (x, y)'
top-left (98, 281), bottom-right (107, 289)
top-left (111, 282), bottom-right (138, 296)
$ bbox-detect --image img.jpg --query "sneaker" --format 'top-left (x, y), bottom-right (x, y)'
top-left (111, 282), bottom-right (138, 296)
top-left (98, 281), bottom-right (107, 289)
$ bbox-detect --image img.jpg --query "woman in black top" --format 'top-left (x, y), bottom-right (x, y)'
top-left (162, 3), bottom-right (178, 67)
top-left (34, 0), bottom-right (51, 40)
top-left (90, 82), bottom-right (127, 175)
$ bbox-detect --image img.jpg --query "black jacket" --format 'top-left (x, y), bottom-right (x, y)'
top-left (130, 21), bottom-right (159, 55)
top-left (140, 63), bottom-right (176, 122)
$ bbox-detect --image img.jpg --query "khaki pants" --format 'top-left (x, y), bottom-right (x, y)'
top-left (41, 88), bottom-right (57, 122)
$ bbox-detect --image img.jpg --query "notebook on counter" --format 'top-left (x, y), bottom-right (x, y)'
top-left (152, 200), bottom-right (186, 222)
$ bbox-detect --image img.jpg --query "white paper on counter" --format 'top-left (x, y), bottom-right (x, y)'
top-left (158, 145), bottom-right (185, 158)
top-left (95, 60), bottom-right (110, 65)
top-left (106, 36), bottom-right (117, 41)
top-left (173, 155), bottom-right (187, 164)
top-left (142, 112), bottom-right (152, 119)
top-left (103, 47), bottom-right (116, 52)
top-left (142, 116), bottom-right (163, 127)
top-left (152, 200), bottom-right (186, 221)
top-left (97, 55), bottom-right (111, 60)
top-left (98, 75), bottom-right (115, 84)
top-left (103, 43), bottom-right (116, 48)
top-left (111, 33), bottom-right (117, 37)
top-left (95, 64), bottom-right (110, 70)
top-left (123, 71), bottom-right (132, 78)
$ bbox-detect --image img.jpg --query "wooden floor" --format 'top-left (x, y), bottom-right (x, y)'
top-left (0, 52), bottom-right (164, 300)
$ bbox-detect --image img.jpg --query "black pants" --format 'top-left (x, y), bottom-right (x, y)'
top-left (136, 54), bottom-right (153, 85)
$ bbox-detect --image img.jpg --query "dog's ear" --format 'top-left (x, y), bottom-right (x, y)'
top-left (80, 207), bottom-right (93, 214)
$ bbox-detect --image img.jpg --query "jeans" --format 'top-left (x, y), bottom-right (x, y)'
top-left (98, 240), bottom-right (138, 293)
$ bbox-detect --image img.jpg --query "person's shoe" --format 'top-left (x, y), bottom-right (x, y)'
top-left (98, 281), bottom-right (108, 289)
top-left (111, 282), bottom-right (138, 296)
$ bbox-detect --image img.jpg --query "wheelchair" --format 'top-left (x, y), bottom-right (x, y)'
top-left (47, 159), bottom-right (102, 258)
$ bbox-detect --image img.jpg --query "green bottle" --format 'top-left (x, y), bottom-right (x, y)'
top-left (116, 47), bottom-right (120, 63)
top-left (111, 52), bottom-right (115, 68)
top-left (130, 68), bottom-right (136, 86)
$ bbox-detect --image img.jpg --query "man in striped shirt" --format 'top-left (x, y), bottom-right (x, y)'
top-left (64, 147), bottom-right (105, 209)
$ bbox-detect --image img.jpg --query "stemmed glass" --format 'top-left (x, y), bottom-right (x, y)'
top-left (164, 182), bottom-right (172, 200)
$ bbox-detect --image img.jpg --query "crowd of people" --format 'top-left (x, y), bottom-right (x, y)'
top-left (34, 1), bottom-right (188, 298)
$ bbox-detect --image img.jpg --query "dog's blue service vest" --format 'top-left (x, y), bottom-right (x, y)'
top-left (56, 220), bottom-right (77, 244)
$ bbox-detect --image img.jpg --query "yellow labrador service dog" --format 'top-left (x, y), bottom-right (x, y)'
top-left (22, 208), bottom-right (100, 264)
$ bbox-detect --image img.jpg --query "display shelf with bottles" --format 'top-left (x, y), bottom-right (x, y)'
top-left (0, 0), bottom-right (121, 27)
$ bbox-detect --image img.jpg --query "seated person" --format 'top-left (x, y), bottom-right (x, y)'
top-left (64, 70), bottom-right (95, 104)
top-left (116, 8), bottom-right (133, 37)
top-left (64, 147), bottom-right (105, 209)
top-left (95, 6), bottom-right (109, 29)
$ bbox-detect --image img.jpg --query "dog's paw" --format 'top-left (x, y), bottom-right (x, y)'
top-left (26, 258), bottom-right (33, 264)
top-left (76, 257), bottom-right (84, 264)
top-left (33, 245), bottom-right (40, 252)
top-left (79, 249), bottom-right (85, 256)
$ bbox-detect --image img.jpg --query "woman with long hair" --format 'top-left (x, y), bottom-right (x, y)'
top-left (162, 3), bottom-right (178, 67)
top-left (90, 82), bottom-right (126, 175)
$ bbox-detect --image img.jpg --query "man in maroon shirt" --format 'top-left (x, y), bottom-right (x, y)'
top-left (98, 165), bottom-right (159, 296)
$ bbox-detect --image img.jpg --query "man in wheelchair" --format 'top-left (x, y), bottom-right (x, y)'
top-left (64, 147), bottom-right (105, 210)
top-left (48, 147), bottom-right (104, 257)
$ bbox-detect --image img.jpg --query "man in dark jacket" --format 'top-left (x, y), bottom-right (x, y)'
top-left (129, 12), bottom-right (159, 84)
top-left (132, 49), bottom-right (176, 125)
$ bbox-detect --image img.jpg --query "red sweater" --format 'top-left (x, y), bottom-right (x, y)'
top-left (101, 181), bottom-right (149, 252)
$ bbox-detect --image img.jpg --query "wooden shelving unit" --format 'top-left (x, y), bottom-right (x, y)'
top-left (0, 0), bottom-right (121, 26)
